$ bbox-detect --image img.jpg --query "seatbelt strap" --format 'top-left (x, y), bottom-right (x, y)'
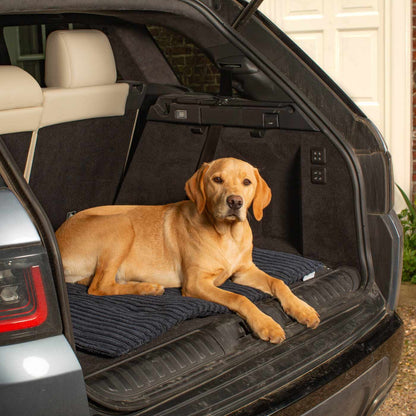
top-left (112, 84), bottom-right (148, 204)
top-left (195, 125), bottom-right (223, 170)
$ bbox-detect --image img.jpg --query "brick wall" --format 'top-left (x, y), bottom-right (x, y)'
top-left (413, 0), bottom-right (416, 198)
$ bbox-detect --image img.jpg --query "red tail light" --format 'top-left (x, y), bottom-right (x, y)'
top-left (0, 266), bottom-right (48, 332)
top-left (0, 248), bottom-right (61, 343)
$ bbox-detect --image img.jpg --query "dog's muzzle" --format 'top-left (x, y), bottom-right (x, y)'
top-left (224, 195), bottom-right (245, 220)
top-left (226, 195), bottom-right (243, 210)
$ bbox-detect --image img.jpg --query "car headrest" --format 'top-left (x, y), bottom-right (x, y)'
top-left (0, 65), bottom-right (43, 111)
top-left (45, 29), bottom-right (117, 88)
top-left (0, 65), bottom-right (43, 134)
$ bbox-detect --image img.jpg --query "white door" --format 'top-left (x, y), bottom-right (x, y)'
top-left (259, 0), bottom-right (411, 209)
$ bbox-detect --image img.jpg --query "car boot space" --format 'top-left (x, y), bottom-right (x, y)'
top-left (0, 19), bottom-right (392, 415)
top-left (1, 62), bottom-right (370, 415)
top-left (59, 95), bottom-right (371, 412)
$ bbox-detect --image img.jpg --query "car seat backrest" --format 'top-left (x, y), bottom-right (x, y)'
top-left (40, 29), bottom-right (129, 127)
top-left (28, 29), bottom-right (137, 229)
top-left (0, 30), bottom-right (188, 229)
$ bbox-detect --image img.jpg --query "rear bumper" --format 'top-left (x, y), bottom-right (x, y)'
top-left (233, 312), bottom-right (404, 416)
top-left (0, 335), bottom-right (89, 416)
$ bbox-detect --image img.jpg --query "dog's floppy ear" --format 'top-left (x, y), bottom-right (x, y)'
top-left (185, 163), bottom-right (209, 214)
top-left (252, 168), bottom-right (272, 221)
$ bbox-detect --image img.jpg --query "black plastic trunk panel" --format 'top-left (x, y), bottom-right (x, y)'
top-left (138, 293), bottom-right (384, 416)
top-left (84, 267), bottom-right (378, 413)
top-left (86, 331), bottom-right (227, 411)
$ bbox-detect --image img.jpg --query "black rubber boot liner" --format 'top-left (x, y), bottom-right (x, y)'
top-left (84, 267), bottom-right (364, 414)
top-left (67, 248), bottom-right (324, 357)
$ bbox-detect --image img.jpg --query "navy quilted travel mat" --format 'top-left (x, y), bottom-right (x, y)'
top-left (67, 248), bottom-right (324, 357)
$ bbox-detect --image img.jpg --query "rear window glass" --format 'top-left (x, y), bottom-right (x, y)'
top-left (2, 24), bottom-right (76, 86)
top-left (147, 25), bottom-right (221, 94)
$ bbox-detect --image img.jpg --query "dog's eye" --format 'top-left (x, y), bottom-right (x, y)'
top-left (243, 179), bottom-right (252, 186)
top-left (213, 176), bottom-right (223, 184)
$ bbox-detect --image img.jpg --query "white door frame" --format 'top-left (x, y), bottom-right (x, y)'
top-left (385, 0), bottom-right (412, 211)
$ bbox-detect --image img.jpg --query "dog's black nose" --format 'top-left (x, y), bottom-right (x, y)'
top-left (227, 195), bottom-right (243, 210)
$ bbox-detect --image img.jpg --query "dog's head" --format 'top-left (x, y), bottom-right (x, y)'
top-left (185, 158), bottom-right (271, 222)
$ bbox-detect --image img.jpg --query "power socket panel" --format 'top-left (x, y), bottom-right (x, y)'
top-left (310, 147), bottom-right (326, 164)
top-left (311, 166), bottom-right (327, 184)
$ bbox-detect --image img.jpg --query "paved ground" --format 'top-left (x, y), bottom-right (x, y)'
top-left (376, 283), bottom-right (416, 416)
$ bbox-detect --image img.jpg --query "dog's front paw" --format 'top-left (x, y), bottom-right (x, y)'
top-left (283, 297), bottom-right (320, 329)
top-left (252, 314), bottom-right (286, 343)
top-left (147, 283), bottom-right (165, 296)
top-left (135, 282), bottom-right (165, 296)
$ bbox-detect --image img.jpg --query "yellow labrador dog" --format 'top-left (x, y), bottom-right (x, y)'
top-left (56, 157), bottom-right (319, 343)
